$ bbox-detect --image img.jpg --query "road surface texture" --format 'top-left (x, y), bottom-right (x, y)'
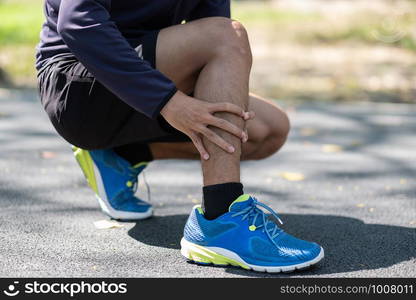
top-left (0, 88), bottom-right (415, 277)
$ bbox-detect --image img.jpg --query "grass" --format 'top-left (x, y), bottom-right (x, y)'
top-left (232, 1), bottom-right (416, 53)
top-left (0, 0), bottom-right (43, 85)
top-left (300, 12), bottom-right (416, 52)
top-left (231, 2), bottom-right (320, 25)
top-left (0, 0), bottom-right (44, 46)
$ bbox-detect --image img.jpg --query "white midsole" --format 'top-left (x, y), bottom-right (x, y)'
top-left (181, 238), bottom-right (324, 273)
top-left (92, 163), bottom-right (152, 220)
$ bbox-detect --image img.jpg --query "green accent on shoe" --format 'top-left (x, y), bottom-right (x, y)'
top-left (228, 194), bottom-right (250, 212)
top-left (72, 146), bottom-right (98, 194)
top-left (126, 181), bottom-right (133, 188)
top-left (186, 242), bottom-right (250, 270)
top-left (132, 162), bottom-right (148, 169)
top-left (196, 206), bottom-right (204, 215)
top-left (249, 225), bottom-right (257, 231)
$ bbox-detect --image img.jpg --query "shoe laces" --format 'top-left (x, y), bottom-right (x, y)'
top-left (127, 167), bottom-right (141, 193)
top-left (231, 197), bottom-right (284, 244)
top-left (126, 164), bottom-right (151, 202)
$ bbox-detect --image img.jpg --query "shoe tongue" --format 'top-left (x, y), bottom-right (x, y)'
top-left (131, 162), bottom-right (148, 173)
top-left (229, 194), bottom-right (254, 212)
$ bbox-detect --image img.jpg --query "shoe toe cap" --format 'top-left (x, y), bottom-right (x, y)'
top-left (297, 242), bottom-right (322, 261)
top-left (274, 234), bottom-right (323, 263)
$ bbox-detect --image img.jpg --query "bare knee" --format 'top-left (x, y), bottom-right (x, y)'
top-left (270, 110), bottom-right (290, 152)
top-left (200, 17), bottom-right (252, 67)
top-left (252, 111), bottom-right (291, 160)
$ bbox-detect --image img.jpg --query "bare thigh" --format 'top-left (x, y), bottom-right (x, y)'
top-left (155, 17), bottom-right (242, 94)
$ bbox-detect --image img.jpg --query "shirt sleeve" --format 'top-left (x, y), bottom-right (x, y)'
top-left (187, 0), bottom-right (231, 21)
top-left (57, 0), bottom-right (177, 120)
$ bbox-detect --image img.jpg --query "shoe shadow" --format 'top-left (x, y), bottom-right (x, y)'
top-left (128, 215), bottom-right (188, 250)
top-left (127, 214), bottom-right (416, 276)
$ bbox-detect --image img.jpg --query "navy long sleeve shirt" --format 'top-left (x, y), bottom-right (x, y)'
top-left (36, 0), bottom-right (230, 119)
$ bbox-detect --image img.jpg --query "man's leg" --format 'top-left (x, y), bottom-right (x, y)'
top-left (154, 17), bottom-right (254, 218)
top-left (147, 17), bottom-right (324, 272)
top-left (193, 20), bottom-right (251, 186)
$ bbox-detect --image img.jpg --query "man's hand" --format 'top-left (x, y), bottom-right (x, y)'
top-left (160, 91), bottom-right (254, 160)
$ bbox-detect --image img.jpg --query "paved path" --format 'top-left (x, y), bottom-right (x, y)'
top-left (0, 88), bottom-right (415, 277)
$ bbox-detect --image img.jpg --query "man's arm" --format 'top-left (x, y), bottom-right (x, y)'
top-left (57, 0), bottom-right (177, 119)
top-left (187, 0), bottom-right (231, 21)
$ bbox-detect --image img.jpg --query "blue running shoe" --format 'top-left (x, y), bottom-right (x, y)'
top-left (181, 194), bottom-right (324, 273)
top-left (72, 147), bottom-right (153, 220)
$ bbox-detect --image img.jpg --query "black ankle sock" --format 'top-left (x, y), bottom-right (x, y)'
top-left (113, 143), bottom-right (153, 165)
top-left (202, 182), bottom-right (244, 220)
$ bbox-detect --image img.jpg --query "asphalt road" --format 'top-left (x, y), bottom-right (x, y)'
top-left (0, 88), bottom-right (415, 278)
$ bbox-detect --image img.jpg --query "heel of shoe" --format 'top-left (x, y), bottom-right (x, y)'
top-left (72, 147), bottom-right (98, 193)
top-left (180, 238), bottom-right (250, 269)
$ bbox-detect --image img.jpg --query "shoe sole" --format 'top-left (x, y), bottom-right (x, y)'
top-left (180, 238), bottom-right (324, 273)
top-left (72, 146), bottom-right (153, 220)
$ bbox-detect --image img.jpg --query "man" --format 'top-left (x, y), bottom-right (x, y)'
top-left (36, 0), bottom-right (324, 273)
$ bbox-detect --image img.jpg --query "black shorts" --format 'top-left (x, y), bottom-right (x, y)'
top-left (37, 30), bottom-right (190, 150)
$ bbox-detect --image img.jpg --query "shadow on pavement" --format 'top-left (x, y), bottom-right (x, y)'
top-left (128, 213), bottom-right (415, 276)
top-left (128, 215), bottom-right (188, 250)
